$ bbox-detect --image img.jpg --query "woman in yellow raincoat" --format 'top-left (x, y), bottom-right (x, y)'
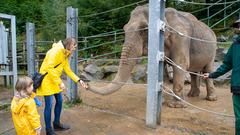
top-left (11, 76), bottom-right (41, 135)
top-left (36, 37), bottom-right (87, 135)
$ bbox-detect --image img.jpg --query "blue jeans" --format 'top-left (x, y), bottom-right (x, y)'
top-left (44, 92), bottom-right (63, 130)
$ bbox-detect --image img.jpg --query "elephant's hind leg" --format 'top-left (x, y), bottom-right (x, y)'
top-left (205, 79), bottom-right (217, 101)
top-left (204, 62), bottom-right (217, 101)
top-left (188, 73), bottom-right (200, 97)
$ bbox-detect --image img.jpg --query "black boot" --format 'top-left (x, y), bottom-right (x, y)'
top-left (46, 128), bottom-right (56, 135)
top-left (53, 122), bottom-right (70, 131)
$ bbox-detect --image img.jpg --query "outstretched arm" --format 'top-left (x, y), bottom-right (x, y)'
top-left (63, 60), bottom-right (88, 88)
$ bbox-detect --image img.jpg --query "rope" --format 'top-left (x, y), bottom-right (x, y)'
top-left (78, 56), bottom-right (148, 62)
top-left (78, 39), bottom-right (124, 52)
top-left (83, 70), bottom-right (234, 118)
top-left (79, 27), bottom-right (147, 39)
top-left (171, 0), bottom-right (240, 5)
top-left (79, 25), bottom-right (230, 45)
top-left (164, 56), bottom-right (204, 77)
top-left (165, 56), bottom-right (231, 80)
top-left (79, 0), bottom-right (147, 18)
top-left (78, 29), bottom-right (124, 39)
top-left (165, 24), bottom-right (232, 44)
top-left (79, 55), bottom-right (230, 80)
top-left (162, 85), bottom-right (235, 118)
top-left (87, 79), bottom-right (147, 86)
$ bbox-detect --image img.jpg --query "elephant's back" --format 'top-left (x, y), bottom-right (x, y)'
top-left (166, 8), bottom-right (216, 71)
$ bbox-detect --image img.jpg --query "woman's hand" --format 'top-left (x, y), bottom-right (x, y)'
top-left (36, 130), bottom-right (41, 135)
top-left (79, 80), bottom-right (88, 89)
top-left (35, 128), bottom-right (41, 135)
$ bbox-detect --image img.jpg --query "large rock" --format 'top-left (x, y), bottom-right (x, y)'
top-left (132, 65), bottom-right (147, 83)
top-left (102, 65), bottom-right (118, 73)
top-left (84, 64), bottom-right (104, 80)
top-left (80, 72), bottom-right (94, 81)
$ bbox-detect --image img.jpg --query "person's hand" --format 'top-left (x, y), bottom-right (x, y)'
top-left (203, 73), bottom-right (209, 80)
top-left (59, 82), bottom-right (66, 90)
top-left (79, 80), bottom-right (88, 89)
top-left (35, 129), bottom-right (41, 135)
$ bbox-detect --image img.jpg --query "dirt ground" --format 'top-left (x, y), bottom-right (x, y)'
top-left (0, 81), bottom-right (235, 135)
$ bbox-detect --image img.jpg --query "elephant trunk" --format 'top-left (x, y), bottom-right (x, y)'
top-left (87, 40), bottom-right (141, 95)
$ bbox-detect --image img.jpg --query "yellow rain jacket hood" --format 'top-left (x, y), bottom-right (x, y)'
top-left (11, 93), bottom-right (41, 135)
top-left (37, 41), bottom-right (80, 96)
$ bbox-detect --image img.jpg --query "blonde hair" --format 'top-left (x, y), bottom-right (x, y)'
top-left (15, 76), bottom-right (33, 93)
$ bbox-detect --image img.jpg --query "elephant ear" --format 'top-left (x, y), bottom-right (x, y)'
top-left (138, 20), bottom-right (148, 36)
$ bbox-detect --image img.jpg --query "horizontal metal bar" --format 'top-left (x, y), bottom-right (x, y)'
top-left (210, 8), bottom-right (240, 28)
top-left (0, 13), bottom-right (13, 19)
top-left (78, 51), bottom-right (121, 62)
top-left (0, 71), bottom-right (13, 76)
top-left (78, 39), bottom-right (124, 51)
top-left (91, 51), bottom-right (121, 59)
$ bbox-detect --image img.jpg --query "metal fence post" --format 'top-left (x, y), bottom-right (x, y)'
top-left (0, 22), bottom-right (10, 86)
top-left (11, 15), bottom-right (17, 92)
top-left (224, 0), bottom-right (226, 28)
top-left (146, 0), bottom-right (165, 128)
top-left (114, 31), bottom-right (117, 58)
top-left (66, 7), bottom-right (79, 102)
top-left (26, 22), bottom-right (35, 77)
top-left (207, 7), bottom-right (210, 26)
top-left (0, 13), bottom-right (17, 92)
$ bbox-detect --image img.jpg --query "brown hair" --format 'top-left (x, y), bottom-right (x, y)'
top-left (15, 76), bottom-right (33, 92)
top-left (62, 37), bottom-right (76, 50)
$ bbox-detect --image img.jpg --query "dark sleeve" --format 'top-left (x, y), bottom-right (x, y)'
top-left (209, 45), bottom-right (233, 78)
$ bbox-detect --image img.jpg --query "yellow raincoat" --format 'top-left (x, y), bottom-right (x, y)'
top-left (11, 93), bottom-right (41, 135)
top-left (37, 41), bottom-right (80, 96)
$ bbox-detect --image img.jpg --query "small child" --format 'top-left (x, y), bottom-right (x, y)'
top-left (11, 76), bottom-right (41, 135)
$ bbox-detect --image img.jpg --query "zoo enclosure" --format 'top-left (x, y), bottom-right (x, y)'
top-left (5, 0), bottom-right (240, 129)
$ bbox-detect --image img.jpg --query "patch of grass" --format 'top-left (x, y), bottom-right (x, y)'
top-left (140, 58), bottom-right (148, 65)
top-left (63, 98), bottom-right (82, 109)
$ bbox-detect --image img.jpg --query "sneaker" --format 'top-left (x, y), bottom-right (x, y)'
top-left (46, 128), bottom-right (56, 135)
top-left (53, 123), bottom-right (70, 131)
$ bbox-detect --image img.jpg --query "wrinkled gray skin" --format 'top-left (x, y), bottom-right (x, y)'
top-left (87, 5), bottom-right (217, 108)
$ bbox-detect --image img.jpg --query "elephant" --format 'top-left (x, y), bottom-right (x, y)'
top-left (87, 5), bottom-right (217, 108)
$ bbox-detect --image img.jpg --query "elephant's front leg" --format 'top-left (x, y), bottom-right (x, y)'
top-left (168, 66), bottom-right (187, 108)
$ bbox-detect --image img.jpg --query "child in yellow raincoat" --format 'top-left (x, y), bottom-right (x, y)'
top-left (11, 76), bottom-right (41, 135)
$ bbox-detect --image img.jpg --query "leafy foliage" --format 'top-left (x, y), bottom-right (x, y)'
top-left (0, 0), bottom-right (239, 58)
